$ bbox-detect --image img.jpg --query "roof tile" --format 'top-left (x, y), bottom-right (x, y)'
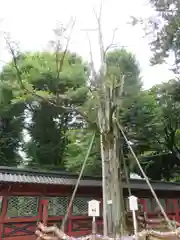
top-left (0, 167), bottom-right (180, 192)
top-left (0, 172), bottom-right (101, 186)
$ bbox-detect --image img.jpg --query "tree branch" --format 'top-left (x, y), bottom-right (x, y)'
top-left (104, 28), bottom-right (118, 53)
top-left (5, 33), bottom-right (91, 125)
top-left (36, 222), bottom-right (68, 240)
top-left (55, 19), bottom-right (76, 80)
top-left (86, 32), bottom-right (97, 84)
top-left (93, 3), bottom-right (105, 72)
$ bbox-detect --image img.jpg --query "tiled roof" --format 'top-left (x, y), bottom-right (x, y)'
top-left (0, 166), bottom-right (180, 191)
top-left (0, 172), bottom-right (102, 186)
top-left (0, 167), bottom-right (101, 186)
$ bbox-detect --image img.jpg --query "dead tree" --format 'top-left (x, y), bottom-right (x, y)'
top-left (88, 3), bottom-right (127, 235)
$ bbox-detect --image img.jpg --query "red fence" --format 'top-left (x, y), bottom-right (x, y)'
top-left (0, 195), bottom-right (180, 240)
top-left (0, 195), bottom-right (103, 240)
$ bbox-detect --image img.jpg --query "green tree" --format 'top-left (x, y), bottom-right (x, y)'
top-left (132, 0), bottom-right (180, 180)
top-left (121, 90), bottom-right (161, 154)
top-left (64, 129), bottom-right (101, 175)
top-left (136, 80), bottom-right (180, 180)
top-left (106, 49), bottom-right (142, 94)
top-left (0, 81), bottom-right (24, 166)
top-left (64, 49), bottom-right (165, 183)
top-left (149, 0), bottom-right (180, 74)
top-left (64, 49), bottom-right (142, 176)
top-left (4, 26), bottom-right (168, 234)
top-left (1, 52), bottom-right (89, 167)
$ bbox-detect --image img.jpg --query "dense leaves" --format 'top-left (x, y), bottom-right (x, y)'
top-left (136, 80), bottom-right (180, 180)
top-left (0, 52), bottom-right (88, 167)
top-left (121, 90), bottom-right (161, 154)
top-left (149, 0), bottom-right (180, 74)
top-left (0, 82), bottom-right (24, 165)
top-left (1, 45), bottom-right (180, 181)
top-left (64, 49), bottom-right (142, 175)
top-left (121, 0), bottom-right (180, 180)
top-left (64, 130), bottom-right (101, 175)
top-left (106, 49), bottom-right (142, 95)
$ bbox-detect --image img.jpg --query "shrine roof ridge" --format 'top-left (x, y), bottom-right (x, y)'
top-left (0, 166), bottom-right (101, 180)
top-left (0, 166), bottom-right (102, 187)
top-left (0, 166), bottom-right (180, 191)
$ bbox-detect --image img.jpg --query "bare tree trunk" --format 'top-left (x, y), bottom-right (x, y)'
top-left (100, 133), bottom-right (108, 236)
top-left (107, 141), bottom-right (113, 235)
top-left (100, 127), bottom-right (127, 236)
top-left (111, 125), bottom-right (126, 236)
top-left (91, 2), bottom-right (127, 236)
top-left (108, 137), bottom-right (115, 235)
top-left (117, 135), bottom-right (127, 234)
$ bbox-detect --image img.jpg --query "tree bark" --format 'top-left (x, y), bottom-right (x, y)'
top-left (100, 133), bottom-right (108, 236)
top-left (100, 127), bottom-right (127, 236)
top-left (93, 3), bottom-right (127, 235)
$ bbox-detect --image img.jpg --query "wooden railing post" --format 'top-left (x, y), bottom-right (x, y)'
top-left (41, 199), bottom-right (49, 225)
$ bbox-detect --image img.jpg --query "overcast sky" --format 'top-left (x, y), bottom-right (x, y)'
top-left (0, 0), bottom-right (174, 89)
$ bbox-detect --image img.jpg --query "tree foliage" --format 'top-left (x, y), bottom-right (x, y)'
top-left (0, 52), bottom-right (88, 167)
top-left (106, 49), bottom-right (142, 94)
top-left (136, 80), bottom-right (180, 180)
top-left (1, 38), bottom-right (180, 182)
top-left (64, 129), bottom-right (101, 175)
top-left (64, 49), bottom-right (143, 176)
top-left (149, 0), bottom-right (180, 74)
top-left (1, 15), bottom-right (180, 236)
top-left (0, 81), bottom-right (24, 165)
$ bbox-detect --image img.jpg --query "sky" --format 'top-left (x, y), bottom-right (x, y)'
top-left (0, 0), bottom-right (175, 89)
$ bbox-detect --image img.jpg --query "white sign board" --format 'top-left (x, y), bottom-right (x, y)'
top-left (88, 199), bottom-right (100, 217)
top-left (128, 195), bottom-right (138, 211)
top-left (107, 200), bottom-right (112, 205)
